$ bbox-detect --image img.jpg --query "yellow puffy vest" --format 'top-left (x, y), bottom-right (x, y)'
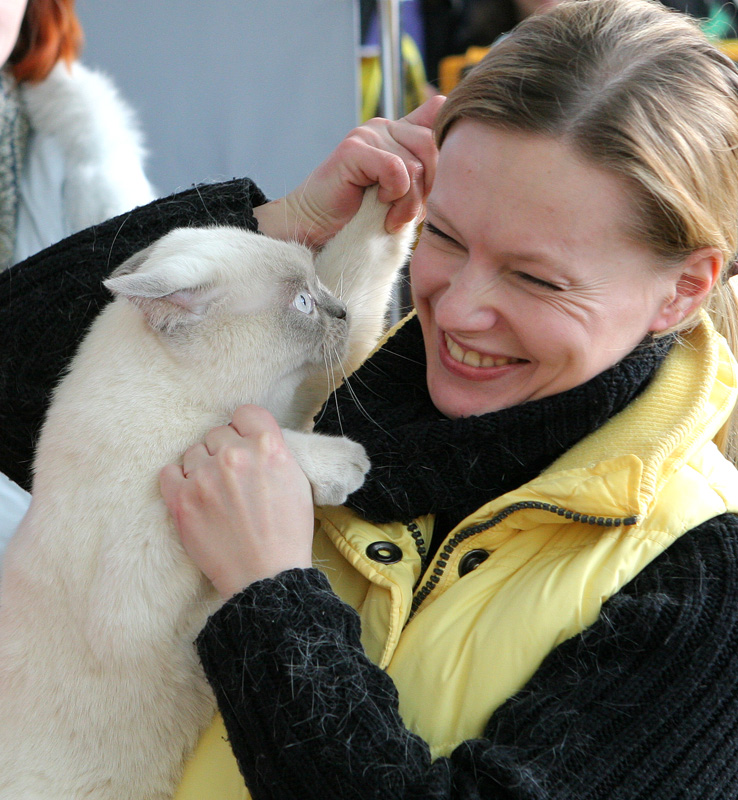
top-left (174, 314), bottom-right (738, 797)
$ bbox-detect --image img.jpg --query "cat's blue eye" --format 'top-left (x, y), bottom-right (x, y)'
top-left (293, 292), bottom-right (314, 314)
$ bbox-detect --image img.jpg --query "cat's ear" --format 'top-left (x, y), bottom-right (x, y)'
top-left (104, 246), bottom-right (222, 332)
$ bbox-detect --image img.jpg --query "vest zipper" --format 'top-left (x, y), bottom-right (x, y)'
top-left (407, 500), bottom-right (638, 622)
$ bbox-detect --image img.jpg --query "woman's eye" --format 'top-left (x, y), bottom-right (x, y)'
top-left (293, 292), bottom-right (315, 314)
top-left (424, 221), bottom-right (461, 247)
top-left (516, 272), bottom-right (562, 291)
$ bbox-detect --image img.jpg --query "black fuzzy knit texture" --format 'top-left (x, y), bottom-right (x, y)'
top-left (0, 178), bottom-right (266, 490)
top-left (314, 315), bottom-right (673, 530)
top-left (199, 513), bottom-right (738, 799)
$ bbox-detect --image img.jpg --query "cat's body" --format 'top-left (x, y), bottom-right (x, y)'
top-left (0, 188), bottom-right (413, 799)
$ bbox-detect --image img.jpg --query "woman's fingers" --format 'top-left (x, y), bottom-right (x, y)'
top-left (160, 405), bottom-right (315, 600)
top-left (229, 404), bottom-right (283, 438)
top-left (342, 96), bottom-right (444, 198)
top-left (351, 97), bottom-right (444, 230)
top-left (261, 96), bottom-right (446, 248)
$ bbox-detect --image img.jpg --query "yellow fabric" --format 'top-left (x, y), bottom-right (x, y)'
top-left (174, 713), bottom-right (249, 800)
top-left (720, 39), bottom-right (738, 60)
top-left (174, 313), bottom-right (738, 792)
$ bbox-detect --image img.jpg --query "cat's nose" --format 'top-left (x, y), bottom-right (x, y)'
top-left (326, 298), bottom-right (347, 319)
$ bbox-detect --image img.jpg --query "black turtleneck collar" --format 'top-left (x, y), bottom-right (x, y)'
top-left (314, 315), bottom-right (673, 533)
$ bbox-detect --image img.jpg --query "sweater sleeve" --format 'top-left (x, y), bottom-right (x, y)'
top-left (196, 513), bottom-right (738, 800)
top-left (0, 177), bottom-right (267, 490)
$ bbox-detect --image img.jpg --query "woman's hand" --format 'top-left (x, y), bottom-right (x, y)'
top-left (160, 405), bottom-right (315, 600)
top-left (254, 94), bottom-right (445, 249)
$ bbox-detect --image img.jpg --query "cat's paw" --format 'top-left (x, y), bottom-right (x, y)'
top-left (351, 185), bottom-right (387, 232)
top-left (350, 185), bottom-right (416, 242)
top-left (283, 429), bottom-right (370, 507)
top-left (310, 437), bottom-right (370, 506)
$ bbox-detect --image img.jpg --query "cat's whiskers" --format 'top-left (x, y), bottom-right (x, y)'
top-left (372, 343), bottom-right (425, 367)
top-left (336, 369), bottom-right (396, 439)
top-left (334, 252), bottom-right (400, 303)
top-left (335, 267), bottom-right (408, 309)
top-left (321, 341), bottom-right (396, 438)
top-left (318, 344), bottom-right (345, 436)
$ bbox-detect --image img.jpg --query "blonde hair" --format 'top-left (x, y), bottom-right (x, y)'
top-left (436, 0), bottom-right (738, 460)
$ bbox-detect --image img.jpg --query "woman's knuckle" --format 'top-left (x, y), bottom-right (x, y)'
top-left (252, 429), bottom-right (280, 458)
top-left (191, 472), bottom-right (221, 505)
top-left (407, 160), bottom-right (425, 182)
top-left (363, 117), bottom-right (390, 132)
top-left (183, 443), bottom-right (200, 460)
top-left (339, 132), bottom-right (369, 153)
top-left (383, 153), bottom-right (406, 177)
top-left (219, 444), bottom-right (249, 471)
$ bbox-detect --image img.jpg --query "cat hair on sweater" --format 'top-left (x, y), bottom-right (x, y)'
top-left (0, 187), bottom-right (414, 799)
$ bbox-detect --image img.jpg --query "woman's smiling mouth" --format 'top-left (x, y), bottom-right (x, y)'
top-left (443, 332), bottom-right (525, 368)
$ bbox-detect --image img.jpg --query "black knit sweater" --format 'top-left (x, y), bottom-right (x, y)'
top-left (199, 519), bottom-right (738, 800)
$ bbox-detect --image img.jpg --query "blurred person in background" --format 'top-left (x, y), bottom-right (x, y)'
top-left (1, 0), bottom-right (154, 270)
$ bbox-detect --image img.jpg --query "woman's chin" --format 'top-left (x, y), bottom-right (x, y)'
top-left (427, 361), bottom-right (535, 418)
top-left (427, 382), bottom-right (513, 419)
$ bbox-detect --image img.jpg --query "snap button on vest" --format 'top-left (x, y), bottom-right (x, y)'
top-left (366, 541), bottom-right (403, 564)
top-left (458, 549), bottom-right (489, 576)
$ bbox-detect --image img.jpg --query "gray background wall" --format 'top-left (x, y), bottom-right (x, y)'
top-left (76, 0), bottom-right (360, 199)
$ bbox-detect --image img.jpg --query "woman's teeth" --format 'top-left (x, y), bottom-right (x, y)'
top-left (444, 333), bottom-right (522, 368)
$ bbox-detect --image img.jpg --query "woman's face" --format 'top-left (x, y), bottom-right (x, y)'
top-left (410, 121), bottom-right (683, 419)
top-left (0, 0), bottom-right (27, 66)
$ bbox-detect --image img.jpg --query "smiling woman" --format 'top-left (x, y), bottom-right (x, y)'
top-left (411, 123), bottom-right (712, 417)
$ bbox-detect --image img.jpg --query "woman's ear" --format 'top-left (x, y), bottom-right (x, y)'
top-left (649, 247), bottom-right (723, 332)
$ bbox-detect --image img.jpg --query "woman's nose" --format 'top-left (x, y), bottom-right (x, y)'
top-left (434, 264), bottom-right (501, 332)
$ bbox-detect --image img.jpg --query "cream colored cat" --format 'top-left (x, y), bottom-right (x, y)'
top-left (0, 188), bottom-right (413, 799)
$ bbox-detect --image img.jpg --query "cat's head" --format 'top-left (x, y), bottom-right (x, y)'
top-left (103, 227), bottom-right (348, 399)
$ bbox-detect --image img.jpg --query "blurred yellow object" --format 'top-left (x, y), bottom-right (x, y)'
top-left (438, 45), bottom-right (490, 96)
top-left (361, 51), bottom-right (382, 122)
top-left (719, 39), bottom-right (738, 60)
top-left (361, 33), bottom-right (431, 121)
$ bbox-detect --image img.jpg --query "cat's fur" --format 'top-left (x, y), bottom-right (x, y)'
top-left (0, 187), bottom-right (413, 799)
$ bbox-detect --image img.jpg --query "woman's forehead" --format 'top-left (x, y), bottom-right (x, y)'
top-left (430, 122), bottom-right (643, 260)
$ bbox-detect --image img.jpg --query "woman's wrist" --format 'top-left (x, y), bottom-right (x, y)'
top-left (252, 198), bottom-right (297, 243)
top-left (252, 195), bottom-right (329, 251)
top-left (213, 555), bottom-right (314, 601)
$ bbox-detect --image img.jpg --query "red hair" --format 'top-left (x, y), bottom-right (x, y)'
top-left (8, 0), bottom-right (83, 84)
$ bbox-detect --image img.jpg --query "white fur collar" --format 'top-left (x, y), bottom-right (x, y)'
top-left (20, 61), bottom-right (156, 231)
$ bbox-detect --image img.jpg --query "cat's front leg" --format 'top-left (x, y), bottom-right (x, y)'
top-left (282, 429), bottom-right (369, 507)
top-left (314, 186), bottom-right (416, 377)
